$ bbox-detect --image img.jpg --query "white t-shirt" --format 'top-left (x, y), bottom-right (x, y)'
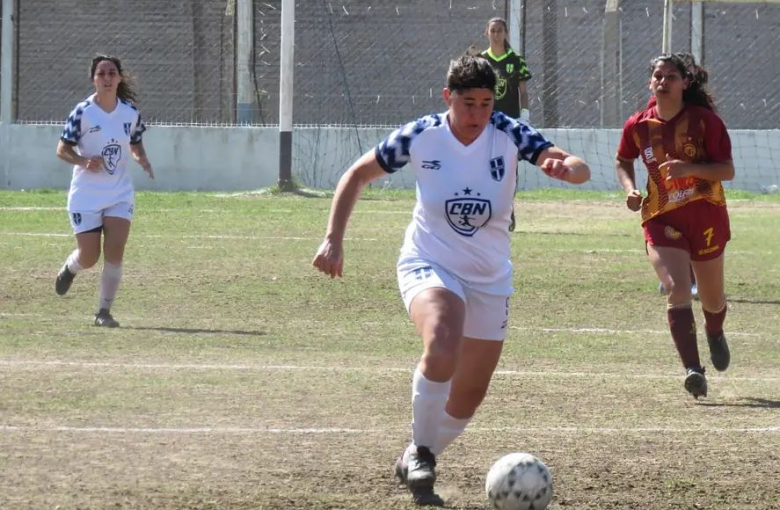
top-left (60, 94), bottom-right (146, 212)
top-left (375, 111), bottom-right (553, 293)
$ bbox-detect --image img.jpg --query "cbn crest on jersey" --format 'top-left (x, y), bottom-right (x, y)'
top-left (102, 138), bottom-right (122, 175)
top-left (446, 187), bottom-right (492, 237)
top-left (376, 114), bottom-right (443, 172)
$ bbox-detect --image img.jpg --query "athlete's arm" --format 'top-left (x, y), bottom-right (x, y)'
top-left (616, 156), bottom-right (642, 212)
top-left (312, 151), bottom-right (387, 278)
top-left (659, 157), bottom-right (734, 183)
top-left (519, 81), bottom-right (529, 113)
top-left (536, 146), bottom-right (590, 184)
top-left (56, 140), bottom-right (102, 172)
top-left (129, 142), bottom-right (155, 179)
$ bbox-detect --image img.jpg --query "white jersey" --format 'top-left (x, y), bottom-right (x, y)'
top-left (376, 111), bottom-right (553, 293)
top-left (60, 94), bottom-right (146, 212)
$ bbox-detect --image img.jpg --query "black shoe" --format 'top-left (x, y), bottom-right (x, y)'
top-left (684, 368), bottom-right (707, 399)
top-left (707, 331), bottom-right (730, 372)
top-left (55, 264), bottom-right (75, 296)
top-left (94, 309), bottom-right (120, 328)
top-left (395, 447), bottom-right (444, 507)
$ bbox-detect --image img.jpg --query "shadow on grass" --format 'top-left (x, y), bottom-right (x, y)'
top-left (698, 397), bottom-right (780, 409)
top-left (125, 326), bottom-right (266, 337)
top-left (727, 297), bottom-right (780, 306)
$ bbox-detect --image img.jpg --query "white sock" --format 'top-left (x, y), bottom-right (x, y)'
top-left (432, 411), bottom-right (471, 455)
top-left (411, 366), bottom-right (451, 450)
top-left (98, 261), bottom-right (123, 311)
top-left (66, 250), bottom-right (83, 274)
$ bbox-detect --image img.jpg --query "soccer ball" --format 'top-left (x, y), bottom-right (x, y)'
top-left (485, 453), bottom-right (553, 510)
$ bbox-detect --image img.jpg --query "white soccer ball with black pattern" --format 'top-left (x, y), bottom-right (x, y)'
top-left (485, 452), bottom-right (553, 510)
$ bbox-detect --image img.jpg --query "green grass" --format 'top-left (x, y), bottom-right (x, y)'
top-left (0, 189), bottom-right (779, 509)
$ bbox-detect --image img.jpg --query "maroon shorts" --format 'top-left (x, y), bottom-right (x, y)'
top-left (643, 200), bottom-right (730, 261)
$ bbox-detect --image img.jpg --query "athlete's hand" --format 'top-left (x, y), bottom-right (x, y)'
top-left (140, 160), bottom-right (155, 179)
top-left (660, 154), bottom-right (689, 180)
top-left (540, 158), bottom-right (573, 181)
top-left (83, 156), bottom-right (103, 173)
top-left (312, 238), bottom-right (344, 278)
top-left (626, 189), bottom-right (642, 211)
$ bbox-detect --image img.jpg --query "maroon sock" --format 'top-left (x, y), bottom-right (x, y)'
top-left (703, 305), bottom-right (727, 337)
top-left (667, 306), bottom-right (701, 370)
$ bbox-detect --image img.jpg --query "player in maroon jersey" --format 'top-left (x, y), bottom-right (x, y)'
top-left (616, 54), bottom-right (734, 399)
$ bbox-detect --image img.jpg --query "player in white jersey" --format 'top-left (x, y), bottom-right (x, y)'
top-left (54, 55), bottom-right (154, 328)
top-left (312, 52), bottom-right (590, 506)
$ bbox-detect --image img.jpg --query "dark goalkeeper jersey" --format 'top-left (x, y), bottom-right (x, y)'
top-left (481, 48), bottom-right (532, 118)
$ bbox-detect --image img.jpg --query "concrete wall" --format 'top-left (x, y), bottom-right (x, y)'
top-left (2, 123), bottom-right (778, 192)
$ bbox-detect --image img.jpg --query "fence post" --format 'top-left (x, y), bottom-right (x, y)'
top-left (602, 0), bottom-right (621, 127)
top-left (236, 0), bottom-right (255, 124)
top-left (278, 0), bottom-right (294, 191)
top-left (1, 0), bottom-right (18, 124)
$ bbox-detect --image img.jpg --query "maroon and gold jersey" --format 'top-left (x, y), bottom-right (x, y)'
top-left (617, 104), bottom-right (732, 223)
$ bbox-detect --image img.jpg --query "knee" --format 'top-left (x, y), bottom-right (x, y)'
top-left (420, 327), bottom-right (460, 377)
top-left (666, 280), bottom-right (692, 302)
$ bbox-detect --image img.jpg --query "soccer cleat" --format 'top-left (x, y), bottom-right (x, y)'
top-left (395, 447), bottom-right (444, 506)
top-left (707, 331), bottom-right (730, 372)
top-left (94, 309), bottom-right (120, 328)
top-left (55, 264), bottom-right (75, 296)
top-left (684, 368), bottom-right (707, 399)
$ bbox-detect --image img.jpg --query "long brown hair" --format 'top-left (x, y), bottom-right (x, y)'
top-left (650, 53), bottom-right (715, 110)
top-left (90, 54), bottom-right (138, 103)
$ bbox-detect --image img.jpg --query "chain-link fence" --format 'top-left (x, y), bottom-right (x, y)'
top-left (7, 0), bottom-right (780, 128)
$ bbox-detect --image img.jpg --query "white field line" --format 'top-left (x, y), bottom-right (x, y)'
top-left (0, 424), bottom-right (777, 435)
top-left (0, 360), bottom-right (777, 382)
top-left (0, 314), bottom-right (766, 339)
top-left (510, 326), bottom-right (761, 338)
top-left (1, 232), bottom-right (376, 241)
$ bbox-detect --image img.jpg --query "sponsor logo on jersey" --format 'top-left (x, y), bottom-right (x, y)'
top-left (506, 63), bottom-right (514, 74)
top-left (445, 188), bottom-right (492, 237)
top-left (72, 213), bottom-right (82, 226)
top-left (683, 142), bottom-right (697, 158)
top-left (490, 157), bottom-right (505, 182)
top-left (421, 160), bottom-right (442, 170)
top-left (88, 125), bottom-right (102, 133)
top-left (124, 122), bottom-right (132, 136)
top-left (643, 147), bottom-right (656, 163)
top-left (102, 138), bottom-right (122, 175)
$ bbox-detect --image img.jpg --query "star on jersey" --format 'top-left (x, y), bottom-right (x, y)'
top-left (446, 188), bottom-right (491, 237)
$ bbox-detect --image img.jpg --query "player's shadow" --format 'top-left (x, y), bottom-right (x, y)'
top-left (698, 397), bottom-right (780, 409)
top-left (727, 297), bottom-right (780, 306)
top-left (124, 326), bottom-right (266, 337)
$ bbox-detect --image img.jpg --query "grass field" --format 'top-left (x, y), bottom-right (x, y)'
top-left (1, 189), bottom-right (779, 510)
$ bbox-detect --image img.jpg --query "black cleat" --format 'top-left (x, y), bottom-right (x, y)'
top-left (684, 368), bottom-right (707, 399)
top-left (55, 264), bottom-right (75, 296)
top-left (707, 331), bottom-right (730, 372)
top-left (94, 309), bottom-right (120, 328)
top-left (395, 447), bottom-right (444, 507)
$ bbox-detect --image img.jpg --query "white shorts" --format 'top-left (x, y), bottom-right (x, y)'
top-left (68, 202), bottom-right (134, 234)
top-left (397, 258), bottom-right (511, 341)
